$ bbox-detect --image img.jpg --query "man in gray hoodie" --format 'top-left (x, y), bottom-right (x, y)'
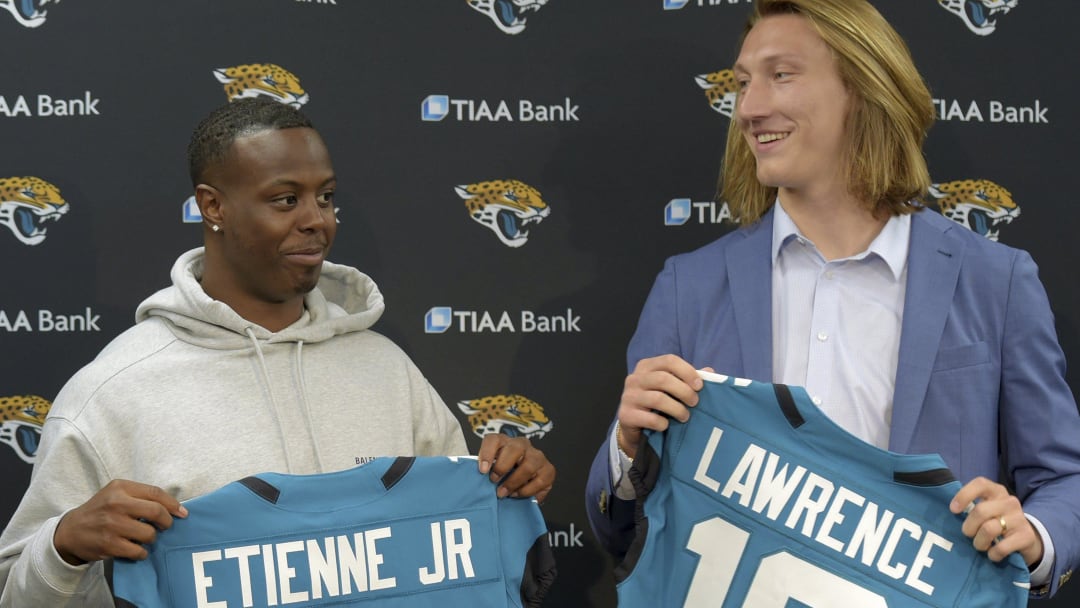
top-left (0, 98), bottom-right (556, 606)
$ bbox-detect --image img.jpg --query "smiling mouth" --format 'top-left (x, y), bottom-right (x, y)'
top-left (756, 132), bottom-right (789, 144)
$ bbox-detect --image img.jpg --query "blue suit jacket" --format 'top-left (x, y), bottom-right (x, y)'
top-left (586, 207), bottom-right (1080, 597)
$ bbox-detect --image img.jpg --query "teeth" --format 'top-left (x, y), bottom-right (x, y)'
top-left (757, 132), bottom-right (788, 143)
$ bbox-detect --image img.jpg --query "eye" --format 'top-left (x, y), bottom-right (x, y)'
top-left (317, 191), bottom-right (334, 207)
top-left (263, 75), bottom-right (279, 87)
top-left (503, 190), bottom-right (519, 202)
top-left (273, 195), bottom-right (299, 206)
top-left (774, 71), bottom-right (791, 80)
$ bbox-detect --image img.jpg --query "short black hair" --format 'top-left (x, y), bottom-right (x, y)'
top-left (187, 98), bottom-right (315, 187)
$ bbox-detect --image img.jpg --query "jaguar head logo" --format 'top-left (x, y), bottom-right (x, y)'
top-left (458, 394), bottom-right (553, 439)
top-left (0, 176), bottom-right (70, 246)
top-left (0, 395), bottom-right (51, 464)
top-left (466, 0), bottom-right (548, 35)
top-left (925, 179), bottom-right (1020, 241)
top-left (455, 179), bottom-right (551, 248)
top-left (214, 63), bottom-right (309, 108)
top-left (0, 0), bottom-right (58, 28)
top-left (695, 69), bottom-right (739, 118)
top-left (938, 0), bottom-right (1018, 36)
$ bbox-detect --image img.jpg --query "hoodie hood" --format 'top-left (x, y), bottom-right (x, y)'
top-left (136, 247), bottom-right (385, 349)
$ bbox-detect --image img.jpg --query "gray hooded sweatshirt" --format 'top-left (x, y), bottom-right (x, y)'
top-left (0, 248), bottom-right (468, 606)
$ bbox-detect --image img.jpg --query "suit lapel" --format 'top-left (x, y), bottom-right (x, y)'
top-left (889, 211), bottom-right (966, 453)
top-left (727, 210), bottom-right (774, 381)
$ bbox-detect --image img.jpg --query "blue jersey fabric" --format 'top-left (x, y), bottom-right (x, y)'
top-left (112, 456), bottom-right (554, 608)
top-left (616, 372), bottom-right (1030, 607)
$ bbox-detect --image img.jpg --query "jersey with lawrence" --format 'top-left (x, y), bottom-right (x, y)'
top-left (616, 372), bottom-right (1030, 607)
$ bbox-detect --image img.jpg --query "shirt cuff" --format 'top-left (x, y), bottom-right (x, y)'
top-left (607, 425), bottom-right (637, 500)
top-left (1025, 514), bottom-right (1055, 586)
top-left (32, 514), bottom-right (92, 593)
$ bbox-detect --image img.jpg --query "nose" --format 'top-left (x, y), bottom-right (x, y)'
top-left (736, 78), bottom-right (770, 122)
top-left (297, 195), bottom-right (330, 231)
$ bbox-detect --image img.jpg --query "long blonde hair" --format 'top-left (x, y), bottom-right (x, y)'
top-left (720, 0), bottom-right (935, 222)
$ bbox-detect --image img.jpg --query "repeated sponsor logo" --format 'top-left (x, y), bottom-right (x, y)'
top-left (696, 69), bottom-right (738, 118)
top-left (214, 63), bottom-right (309, 108)
top-left (0, 307), bottom-right (102, 332)
top-left (0, 0), bottom-right (57, 28)
top-left (294, 0), bottom-right (336, 4)
top-left (454, 180), bottom-right (550, 247)
top-left (0, 394), bottom-right (50, 464)
top-left (0, 92), bottom-right (101, 117)
top-left (664, 0), bottom-right (752, 11)
top-left (425, 306), bottom-right (581, 334)
top-left (457, 394), bottom-right (553, 439)
top-left (182, 196), bottom-right (202, 223)
top-left (933, 98), bottom-right (1047, 124)
top-left (0, 176), bottom-right (69, 245)
top-left (421, 94), bottom-right (578, 123)
top-left (924, 179), bottom-right (1019, 241)
top-left (665, 198), bottom-right (739, 227)
top-left (938, 0), bottom-right (1017, 36)
top-left (547, 523), bottom-right (585, 548)
top-left (466, 0), bottom-right (548, 35)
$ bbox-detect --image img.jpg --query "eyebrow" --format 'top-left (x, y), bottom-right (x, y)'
top-left (733, 53), bottom-right (805, 72)
top-left (265, 175), bottom-right (337, 189)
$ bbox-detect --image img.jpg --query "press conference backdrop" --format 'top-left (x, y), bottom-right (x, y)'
top-left (2, 1), bottom-right (1076, 605)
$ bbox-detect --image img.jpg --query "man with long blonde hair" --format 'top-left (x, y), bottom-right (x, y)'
top-left (587, 0), bottom-right (1079, 601)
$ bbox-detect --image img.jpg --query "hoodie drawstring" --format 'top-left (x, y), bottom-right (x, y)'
top-left (294, 340), bottom-right (328, 473)
top-left (246, 327), bottom-right (297, 473)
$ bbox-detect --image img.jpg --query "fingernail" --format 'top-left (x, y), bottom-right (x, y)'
top-left (479, 460), bottom-right (490, 474)
top-left (178, 506), bottom-right (189, 517)
top-left (949, 500), bottom-right (959, 513)
top-left (497, 487), bottom-right (509, 498)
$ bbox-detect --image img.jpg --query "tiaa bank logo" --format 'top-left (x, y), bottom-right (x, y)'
top-left (455, 180), bottom-right (550, 247)
top-left (466, 0), bottom-right (548, 35)
top-left (938, 0), bottom-right (1017, 36)
top-left (923, 179), bottom-right (1019, 242)
top-left (0, 176), bottom-right (69, 245)
top-left (696, 68), bottom-right (739, 118)
top-left (665, 198), bottom-right (739, 226)
top-left (421, 94), bottom-right (579, 122)
top-left (425, 306), bottom-right (581, 334)
top-left (0, 0), bottom-right (57, 28)
top-left (457, 394), bottom-right (553, 439)
top-left (214, 63), bottom-right (309, 108)
top-left (0, 395), bottom-right (51, 464)
top-left (181, 196), bottom-right (202, 223)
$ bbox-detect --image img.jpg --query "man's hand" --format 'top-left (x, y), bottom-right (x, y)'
top-left (617, 355), bottom-right (706, 459)
top-left (477, 435), bottom-right (555, 504)
top-left (950, 476), bottom-right (1044, 567)
top-left (52, 480), bottom-right (187, 565)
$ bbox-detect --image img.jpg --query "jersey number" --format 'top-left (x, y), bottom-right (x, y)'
top-left (684, 517), bottom-right (888, 607)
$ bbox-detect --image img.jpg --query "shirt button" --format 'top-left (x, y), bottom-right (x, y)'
top-left (817, 331), bottom-right (828, 342)
top-left (812, 397), bottom-right (823, 406)
top-left (825, 271), bottom-right (834, 279)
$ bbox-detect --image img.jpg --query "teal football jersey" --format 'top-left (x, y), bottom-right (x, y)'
top-left (113, 456), bottom-right (554, 607)
top-left (616, 372), bottom-right (1030, 607)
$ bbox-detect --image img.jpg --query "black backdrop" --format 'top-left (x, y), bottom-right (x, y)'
top-left (3, 1), bottom-right (1077, 605)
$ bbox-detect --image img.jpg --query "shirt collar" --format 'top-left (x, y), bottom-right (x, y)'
top-left (771, 199), bottom-right (911, 280)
